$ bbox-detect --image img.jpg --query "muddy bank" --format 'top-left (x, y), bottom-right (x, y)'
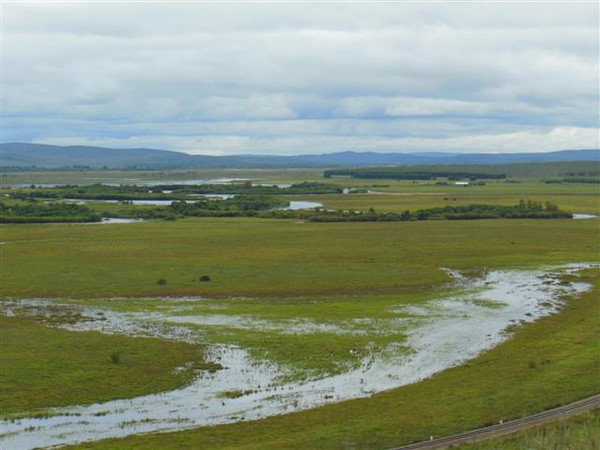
top-left (0, 263), bottom-right (596, 449)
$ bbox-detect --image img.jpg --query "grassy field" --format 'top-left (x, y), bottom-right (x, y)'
top-left (1, 218), bottom-right (598, 299)
top-left (311, 177), bottom-right (599, 214)
top-left (457, 410), bottom-right (600, 449)
top-left (0, 315), bottom-right (215, 417)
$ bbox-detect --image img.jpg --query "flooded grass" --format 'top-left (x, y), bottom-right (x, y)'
top-left (68, 271), bottom-right (599, 450)
top-left (0, 264), bottom-right (596, 449)
top-left (217, 389), bottom-right (256, 399)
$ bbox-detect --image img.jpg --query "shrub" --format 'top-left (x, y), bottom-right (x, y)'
top-left (199, 275), bottom-right (211, 282)
top-left (110, 351), bottom-right (121, 364)
top-left (157, 279), bottom-right (167, 285)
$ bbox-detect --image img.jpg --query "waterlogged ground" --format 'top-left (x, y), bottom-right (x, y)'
top-left (0, 263), bottom-right (595, 449)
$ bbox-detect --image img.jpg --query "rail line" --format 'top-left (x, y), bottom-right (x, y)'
top-left (390, 394), bottom-right (600, 449)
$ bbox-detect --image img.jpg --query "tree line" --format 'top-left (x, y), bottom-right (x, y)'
top-left (0, 202), bottom-right (101, 223)
top-left (0, 198), bottom-right (572, 224)
top-left (7, 181), bottom-right (342, 202)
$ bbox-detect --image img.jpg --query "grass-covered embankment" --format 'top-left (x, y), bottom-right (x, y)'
top-left (73, 272), bottom-right (600, 449)
top-left (0, 315), bottom-right (216, 417)
top-left (456, 410), bottom-right (600, 449)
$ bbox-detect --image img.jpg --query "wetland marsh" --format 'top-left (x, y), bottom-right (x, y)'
top-left (5, 2), bottom-right (600, 447)
top-left (1, 264), bottom-right (595, 448)
top-left (1, 166), bottom-right (598, 449)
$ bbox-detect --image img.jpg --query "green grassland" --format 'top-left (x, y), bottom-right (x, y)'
top-left (287, 191), bottom-right (598, 215)
top-left (73, 271), bottom-right (600, 449)
top-left (1, 216), bottom-right (598, 384)
top-left (286, 180), bottom-right (599, 214)
top-left (0, 315), bottom-right (215, 417)
top-left (1, 218), bottom-right (598, 299)
top-left (457, 410), bottom-right (600, 449)
top-left (1, 167), bottom-right (598, 448)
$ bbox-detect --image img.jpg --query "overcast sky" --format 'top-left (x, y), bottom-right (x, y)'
top-left (2, 1), bottom-right (599, 155)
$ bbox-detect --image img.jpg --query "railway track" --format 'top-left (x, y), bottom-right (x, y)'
top-left (390, 394), bottom-right (600, 449)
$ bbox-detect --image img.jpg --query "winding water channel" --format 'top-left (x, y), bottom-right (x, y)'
top-left (0, 263), bottom-right (595, 449)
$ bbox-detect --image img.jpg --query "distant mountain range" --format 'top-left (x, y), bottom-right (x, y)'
top-left (1, 143), bottom-right (598, 169)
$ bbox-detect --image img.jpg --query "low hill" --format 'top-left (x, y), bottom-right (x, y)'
top-left (1, 143), bottom-right (597, 169)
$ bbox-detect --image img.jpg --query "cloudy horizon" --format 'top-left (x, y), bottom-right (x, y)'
top-left (2, 2), bottom-right (599, 156)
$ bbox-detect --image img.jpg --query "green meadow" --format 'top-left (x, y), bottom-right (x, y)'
top-left (1, 218), bottom-right (598, 299)
top-left (1, 167), bottom-right (598, 448)
top-left (286, 181), bottom-right (599, 214)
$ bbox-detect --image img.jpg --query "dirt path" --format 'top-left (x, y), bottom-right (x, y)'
top-left (390, 394), bottom-right (600, 449)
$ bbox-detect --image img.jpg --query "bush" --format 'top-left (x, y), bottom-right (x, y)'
top-left (110, 351), bottom-right (121, 364)
top-left (157, 279), bottom-right (167, 285)
top-left (199, 275), bottom-right (211, 282)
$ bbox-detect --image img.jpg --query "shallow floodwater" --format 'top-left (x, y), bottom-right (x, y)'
top-left (4, 178), bottom-right (251, 188)
top-left (282, 201), bottom-right (323, 210)
top-left (573, 213), bottom-right (597, 220)
top-left (66, 199), bottom-right (198, 206)
top-left (97, 218), bottom-right (147, 224)
top-left (187, 194), bottom-right (235, 200)
top-left (0, 263), bottom-right (595, 449)
top-left (135, 178), bottom-right (251, 186)
top-left (254, 183), bottom-right (292, 188)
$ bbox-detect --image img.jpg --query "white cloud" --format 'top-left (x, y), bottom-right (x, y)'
top-left (385, 98), bottom-right (491, 117)
top-left (3, 2), bottom-right (599, 154)
top-left (33, 126), bottom-right (598, 156)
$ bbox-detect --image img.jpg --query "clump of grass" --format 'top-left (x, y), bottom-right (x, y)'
top-left (157, 279), bottom-right (167, 285)
top-left (110, 351), bottom-right (121, 364)
top-left (218, 389), bottom-right (254, 399)
top-left (199, 275), bottom-right (211, 282)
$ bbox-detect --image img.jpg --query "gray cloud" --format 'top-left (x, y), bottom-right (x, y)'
top-left (3, 2), bottom-right (599, 154)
